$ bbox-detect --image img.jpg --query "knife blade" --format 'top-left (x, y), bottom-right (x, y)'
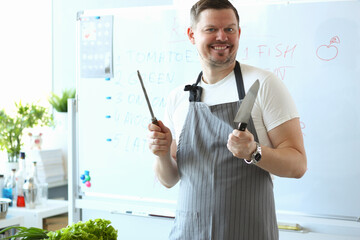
top-left (137, 70), bottom-right (159, 126)
top-left (234, 79), bottom-right (260, 131)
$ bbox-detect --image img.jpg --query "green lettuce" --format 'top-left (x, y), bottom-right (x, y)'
top-left (0, 219), bottom-right (117, 240)
top-left (47, 219), bottom-right (117, 240)
top-left (46, 219), bottom-right (117, 240)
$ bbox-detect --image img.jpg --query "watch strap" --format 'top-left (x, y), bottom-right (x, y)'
top-left (244, 142), bottom-right (261, 165)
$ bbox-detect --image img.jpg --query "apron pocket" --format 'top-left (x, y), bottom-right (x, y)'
top-left (169, 210), bottom-right (200, 240)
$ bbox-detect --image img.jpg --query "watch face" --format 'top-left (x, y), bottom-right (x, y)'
top-left (254, 153), bottom-right (261, 161)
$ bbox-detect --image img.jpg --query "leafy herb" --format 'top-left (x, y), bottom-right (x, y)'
top-left (0, 226), bottom-right (49, 239)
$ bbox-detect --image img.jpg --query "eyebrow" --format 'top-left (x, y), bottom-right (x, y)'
top-left (203, 23), bottom-right (238, 28)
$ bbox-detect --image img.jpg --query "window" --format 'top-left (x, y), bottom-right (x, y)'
top-left (0, 0), bottom-right (52, 112)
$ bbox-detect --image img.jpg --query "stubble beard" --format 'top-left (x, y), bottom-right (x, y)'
top-left (209, 54), bottom-right (235, 68)
top-left (200, 45), bottom-right (237, 68)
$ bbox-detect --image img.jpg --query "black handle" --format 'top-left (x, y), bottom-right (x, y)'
top-left (238, 122), bottom-right (247, 131)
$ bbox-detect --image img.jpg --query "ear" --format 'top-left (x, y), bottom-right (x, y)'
top-left (187, 27), bottom-right (196, 45)
top-left (238, 27), bottom-right (241, 40)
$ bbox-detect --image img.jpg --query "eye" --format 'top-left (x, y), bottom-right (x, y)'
top-left (205, 28), bottom-right (216, 32)
top-left (225, 28), bottom-right (234, 33)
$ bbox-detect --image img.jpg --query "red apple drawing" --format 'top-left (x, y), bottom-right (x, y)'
top-left (316, 36), bottom-right (340, 61)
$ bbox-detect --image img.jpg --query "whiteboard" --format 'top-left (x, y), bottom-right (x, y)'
top-left (76, 1), bottom-right (360, 218)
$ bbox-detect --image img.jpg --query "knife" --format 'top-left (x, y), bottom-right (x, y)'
top-left (137, 70), bottom-right (159, 126)
top-left (234, 79), bottom-right (260, 131)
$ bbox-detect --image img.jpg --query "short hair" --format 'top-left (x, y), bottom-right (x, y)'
top-left (190, 0), bottom-right (240, 28)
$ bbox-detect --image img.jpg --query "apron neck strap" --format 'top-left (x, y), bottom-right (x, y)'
top-left (195, 71), bottom-right (202, 85)
top-left (183, 71), bottom-right (203, 102)
top-left (185, 61), bottom-right (245, 102)
top-left (234, 61), bottom-right (245, 100)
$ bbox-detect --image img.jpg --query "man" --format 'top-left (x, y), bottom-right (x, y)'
top-left (148, 0), bottom-right (307, 239)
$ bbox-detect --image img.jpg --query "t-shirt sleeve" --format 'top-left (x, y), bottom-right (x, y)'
top-left (259, 73), bottom-right (300, 132)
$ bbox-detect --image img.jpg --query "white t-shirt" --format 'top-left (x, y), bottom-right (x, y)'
top-left (163, 63), bottom-right (299, 148)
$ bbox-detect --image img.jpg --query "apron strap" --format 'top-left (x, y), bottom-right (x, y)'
top-left (234, 61), bottom-right (246, 100)
top-left (184, 61), bottom-right (244, 102)
top-left (184, 72), bottom-right (203, 102)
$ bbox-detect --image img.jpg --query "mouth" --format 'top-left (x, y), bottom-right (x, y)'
top-left (211, 44), bottom-right (231, 51)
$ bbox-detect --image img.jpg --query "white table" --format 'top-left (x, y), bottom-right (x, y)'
top-left (0, 215), bottom-right (24, 229)
top-left (8, 199), bottom-right (68, 228)
top-left (0, 215), bottom-right (24, 238)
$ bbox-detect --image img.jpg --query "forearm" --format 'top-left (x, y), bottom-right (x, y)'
top-left (256, 145), bottom-right (307, 178)
top-left (148, 121), bottom-right (180, 188)
top-left (154, 153), bottom-right (180, 188)
top-left (228, 118), bottom-right (307, 178)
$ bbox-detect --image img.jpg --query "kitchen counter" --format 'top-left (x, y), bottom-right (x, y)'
top-left (8, 199), bottom-right (67, 228)
top-left (0, 215), bottom-right (24, 229)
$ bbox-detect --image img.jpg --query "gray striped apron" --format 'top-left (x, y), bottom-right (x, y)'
top-left (169, 62), bottom-right (278, 240)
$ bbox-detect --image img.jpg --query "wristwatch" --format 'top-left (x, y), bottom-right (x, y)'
top-left (244, 142), bottom-right (262, 165)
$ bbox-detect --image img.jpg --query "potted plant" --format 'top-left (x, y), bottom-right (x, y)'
top-left (48, 88), bottom-right (76, 129)
top-left (0, 102), bottom-right (53, 164)
top-left (48, 88), bottom-right (76, 113)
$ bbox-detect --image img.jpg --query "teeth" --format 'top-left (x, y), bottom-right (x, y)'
top-left (213, 46), bottom-right (227, 50)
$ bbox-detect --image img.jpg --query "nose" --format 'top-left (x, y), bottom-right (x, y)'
top-left (216, 29), bottom-right (228, 41)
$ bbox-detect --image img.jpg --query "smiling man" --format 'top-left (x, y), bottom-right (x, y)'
top-left (148, 0), bottom-right (307, 239)
top-left (188, 7), bottom-right (240, 70)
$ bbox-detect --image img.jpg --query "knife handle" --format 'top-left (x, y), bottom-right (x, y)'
top-left (238, 122), bottom-right (247, 131)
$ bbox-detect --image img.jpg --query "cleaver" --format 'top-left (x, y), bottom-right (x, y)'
top-left (234, 79), bottom-right (260, 131)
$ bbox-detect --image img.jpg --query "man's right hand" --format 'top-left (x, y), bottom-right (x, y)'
top-left (148, 120), bottom-right (173, 158)
top-left (148, 120), bottom-right (179, 188)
